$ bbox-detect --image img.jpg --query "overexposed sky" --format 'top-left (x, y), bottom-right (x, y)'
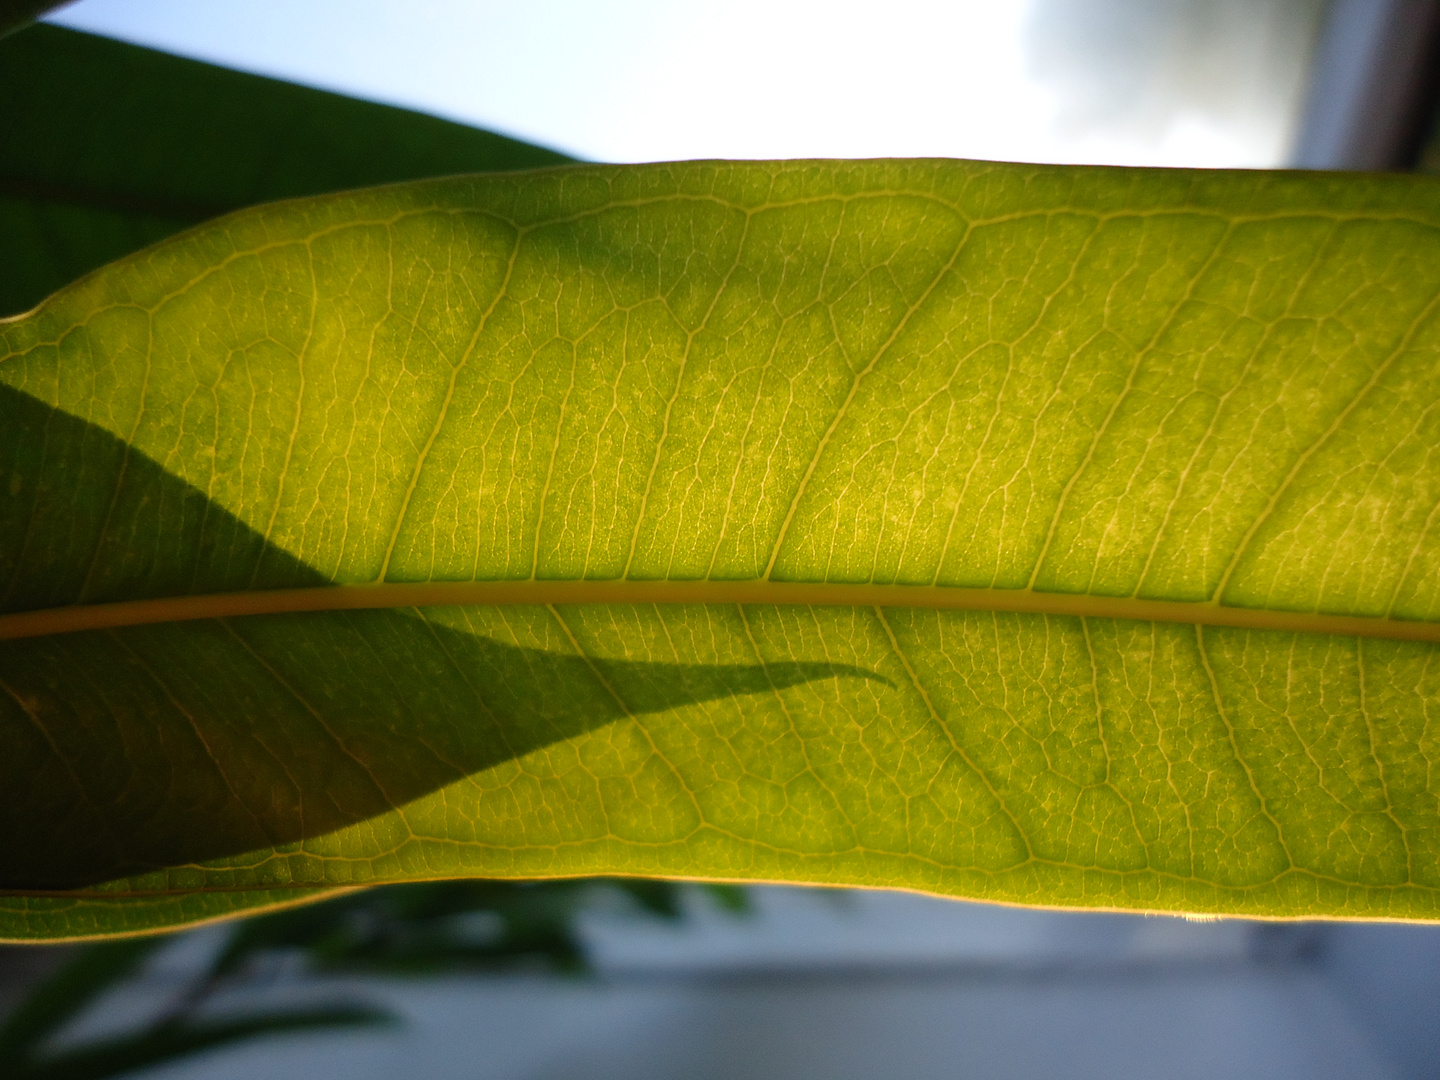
top-left (48, 0), bottom-right (1324, 167)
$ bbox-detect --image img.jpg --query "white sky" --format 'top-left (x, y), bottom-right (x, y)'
top-left (48, 0), bottom-right (1317, 167)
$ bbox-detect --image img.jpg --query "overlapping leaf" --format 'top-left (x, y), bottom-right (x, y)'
top-left (4, 158), bottom-right (1440, 940)
top-left (0, 25), bottom-right (572, 317)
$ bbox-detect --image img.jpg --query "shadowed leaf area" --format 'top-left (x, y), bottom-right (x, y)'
top-left (0, 385), bottom-right (878, 889)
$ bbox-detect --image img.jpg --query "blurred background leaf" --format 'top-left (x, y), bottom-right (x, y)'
top-left (0, 23), bottom-right (571, 316)
top-left (0, 879), bottom-right (742, 1080)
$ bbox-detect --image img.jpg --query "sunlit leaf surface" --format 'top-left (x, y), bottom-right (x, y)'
top-left (4, 159), bottom-right (1440, 939)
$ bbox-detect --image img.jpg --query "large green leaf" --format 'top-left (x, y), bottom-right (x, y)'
top-left (0, 24), bottom-right (572, 317)
top-left (4, 159), bottom-right (1440, 942)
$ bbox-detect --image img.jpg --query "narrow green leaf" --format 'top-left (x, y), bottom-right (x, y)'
top-left (4, 159), bottom-right (1440, 940)
top-left (13, 1007), bottom-right (394, 1080)
top-left (0, 24), bottom-right (573, 316)
top-left (0, 938), bottom-right (164, 1063)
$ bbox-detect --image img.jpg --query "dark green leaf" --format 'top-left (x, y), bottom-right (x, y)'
top-left (0, 24), bottom-right (572, 315)
top-left (0, 939), bottom-right (163, 1064)
top-left (0, 2), bottom-right (68, 41)
top-left (14, 1007), bottom-right (393, 1080)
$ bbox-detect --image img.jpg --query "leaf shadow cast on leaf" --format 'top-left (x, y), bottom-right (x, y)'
top-left (0, 385), bottom-right (884, 890)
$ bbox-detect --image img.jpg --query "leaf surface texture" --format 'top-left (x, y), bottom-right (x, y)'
top-left (4, 160), bottom-right (1440, 939)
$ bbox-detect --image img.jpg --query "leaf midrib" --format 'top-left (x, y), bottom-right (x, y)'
top-left (3, 581), bottom-right (1438, 643)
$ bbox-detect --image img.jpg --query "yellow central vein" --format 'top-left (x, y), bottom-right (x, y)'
top-left (3, 582), bottom-right (1439, 644)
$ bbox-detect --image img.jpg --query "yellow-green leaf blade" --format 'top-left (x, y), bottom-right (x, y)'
top-left (4, 159), bottom-right (1440, 940)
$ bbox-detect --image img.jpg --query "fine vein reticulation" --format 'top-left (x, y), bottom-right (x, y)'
top-left (4, 159), bottom-right (1440, 939)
